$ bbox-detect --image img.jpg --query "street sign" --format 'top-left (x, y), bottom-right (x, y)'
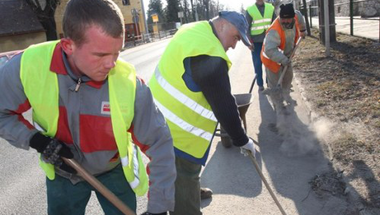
top-left (178, 11), bottom-right (184, 18)
top-left (152, 14), bottom-right (159, 23)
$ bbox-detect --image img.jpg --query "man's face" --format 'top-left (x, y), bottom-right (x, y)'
top-left (280, 17), bottom-right (295, 29)
top-left (64, 25), bottom-right (124, 82)
top-left (219, 23), bottom-right (241, 51)
top-left (256, 0), bottom-right (264, 5)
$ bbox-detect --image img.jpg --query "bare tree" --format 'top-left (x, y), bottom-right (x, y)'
top-left (189, 0), bottom-right (196, 21)
top-left (25, 0), bottom-right (60, 40)
top-left (181, 0), bottom-right (190, 23)
top-left (166, 0), bottom-right (180, 22)
top-left (203, 0), bottom-right (210, 20)
top-left (240, 3), bottom-right (245, 14)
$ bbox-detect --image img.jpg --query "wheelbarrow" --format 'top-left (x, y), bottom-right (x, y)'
top-left (214, 93), bottom-right (253, 148)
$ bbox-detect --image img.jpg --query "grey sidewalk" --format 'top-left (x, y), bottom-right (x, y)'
top-left (310, 16), bottom-right (380, 41)
top-left (198, 42), bottom-right (348, 214)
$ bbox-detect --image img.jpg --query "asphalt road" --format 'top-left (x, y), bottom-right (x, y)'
top-left (0, 38), bottom-right (349, 214)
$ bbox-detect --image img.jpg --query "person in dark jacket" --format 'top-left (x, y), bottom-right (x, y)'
top-left (149, 11), bottom-right (256, 215)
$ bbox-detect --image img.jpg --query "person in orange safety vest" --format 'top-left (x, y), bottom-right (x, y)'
top-left (261, 3), bottom-right (301, 112)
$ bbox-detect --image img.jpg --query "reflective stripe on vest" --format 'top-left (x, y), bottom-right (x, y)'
top-left (260, 16), bottom-right (300, 73)
top-left (153, 67), bottom-right (215, 141)
top-left (20, 40), bottom-right (148, 196)
top-left (149, 21), bottom-right (231, 158)
top-left (247, 3), bottom-right (274, 36)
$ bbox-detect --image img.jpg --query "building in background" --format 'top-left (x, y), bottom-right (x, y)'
top-left (0, 0), bottom-right (46, 52)
top-left (55, 0), bottom-right (147, 42)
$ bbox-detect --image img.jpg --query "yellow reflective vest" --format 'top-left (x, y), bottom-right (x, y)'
top-left (149, 21), bottom-right (231, 159)
top-left (247, 3), bottom-right (274, 36)
top-left (20, 41), bottom-right (148, 196)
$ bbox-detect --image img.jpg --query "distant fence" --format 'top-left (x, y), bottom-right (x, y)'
top-left (124, 29), bottom-right (178, 48)
top-left (301, 0), bottom-right (379, 40)
top-left (123, 22), bottom-right (180, 48)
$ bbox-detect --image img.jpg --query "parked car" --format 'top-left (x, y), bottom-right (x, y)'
top-left (0, 50), bottom-right (21, 68)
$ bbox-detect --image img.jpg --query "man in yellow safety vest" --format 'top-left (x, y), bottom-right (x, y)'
top-left (246, 0), bottom-right (276, 92)
top-left (0, 0), bottom-right (175, 214)
top-left (149, 11), bottom-right (256, 215)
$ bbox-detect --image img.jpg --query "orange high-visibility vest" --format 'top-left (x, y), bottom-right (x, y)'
top-left (261, 15), bottom-right (300, 73)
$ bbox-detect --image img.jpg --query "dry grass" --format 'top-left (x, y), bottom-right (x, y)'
top-left (293, 28), bottom-right (380, 211)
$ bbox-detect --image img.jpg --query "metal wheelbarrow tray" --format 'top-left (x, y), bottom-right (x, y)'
top-left (215, 93), bottom-right (253, 148)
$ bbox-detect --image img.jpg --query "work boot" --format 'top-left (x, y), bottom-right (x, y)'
top-left (200, 187), bottom-right (213, 200)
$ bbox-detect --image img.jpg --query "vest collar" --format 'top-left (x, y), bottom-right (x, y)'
top-left (50, 42), bottom-right (104, 89)
top-left (208, 21), bottom-right (219, 41)
top-left (255, 2), bottom-right (265, 8)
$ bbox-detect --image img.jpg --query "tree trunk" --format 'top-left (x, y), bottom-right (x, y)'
top-left (190, 0), bottom-right (196, 21)
top-left (204, 0), bottom-right (209, 20)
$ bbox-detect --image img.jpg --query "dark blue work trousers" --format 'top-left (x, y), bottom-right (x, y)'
top-left (46, 164), bottom-right (136, 215)
top-left (251, 42), bottom-right (264, 87)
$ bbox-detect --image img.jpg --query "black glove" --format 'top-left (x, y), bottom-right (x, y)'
top-left (281, 57), bottom-right (291, 66)
top-left (30, 132), bottom-right (76, 174)
top-left (141, 212), bottom-right (167, 215)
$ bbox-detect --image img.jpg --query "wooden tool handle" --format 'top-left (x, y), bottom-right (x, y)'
top-left (63, 158), bottom-right (136, 215)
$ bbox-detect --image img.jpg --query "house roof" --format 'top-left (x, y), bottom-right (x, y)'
top-left (0, 0), bottom-right (45, 37)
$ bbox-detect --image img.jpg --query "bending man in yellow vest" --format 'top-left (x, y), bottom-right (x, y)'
top-left (149, 11), bottom-right (256, 215)
top-left (246, 0), bottom-right (276, 92)
top-left (261, 3), bottom-right (301, 112)
top-left (0, 0), bottom-right (175, 214)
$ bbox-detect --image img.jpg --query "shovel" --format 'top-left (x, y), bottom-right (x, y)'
top-left (62, 158), bottom-right (136, 215)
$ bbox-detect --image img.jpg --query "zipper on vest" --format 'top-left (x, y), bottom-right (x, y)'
top-left (75, 77), bottom-right (82, 92)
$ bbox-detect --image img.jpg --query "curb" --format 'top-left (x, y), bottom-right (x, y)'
top-left (293, 70), bottom-right (373, 215)
top-left (292, 72), bottom-right (334, 160)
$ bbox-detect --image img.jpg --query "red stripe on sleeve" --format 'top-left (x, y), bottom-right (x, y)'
top-left (10, 100), bottom-right (33, 129)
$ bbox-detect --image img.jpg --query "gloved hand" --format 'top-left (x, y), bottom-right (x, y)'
top-left (240, 138), bottom-right (256, 157)
top-left (281, 57), bottom-right (291, 66)
top-left (141, 212), bottom-right (167, 215)
top-left (300, 30), bottom-right (306, 39)
top-left (248, 44), bottom-right (254, 51)
top-left (30, 132), bottom-right (76, 174)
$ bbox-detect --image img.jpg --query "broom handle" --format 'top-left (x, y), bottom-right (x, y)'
top-left (276, 37), bottom-right (303, 87)
top-left (248, 153), bottom-right (287, 215)
top-left (62, 158), bottom-right (136, 215)
top-left (249, 74), bottom-right (257, 94)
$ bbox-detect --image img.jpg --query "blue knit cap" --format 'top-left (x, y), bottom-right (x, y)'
top-left (219, 11), bottom-right (251, 47)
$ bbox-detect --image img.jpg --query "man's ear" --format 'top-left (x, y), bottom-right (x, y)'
top-left (60, 38), bottom-right (75, 55)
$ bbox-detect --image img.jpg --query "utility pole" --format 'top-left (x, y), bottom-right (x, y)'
top-left (194, 0), bottom-right (199, 21)
top-left (302, 0), bottom-right (311, 36)
top-left (140, 0), bottom-right (149, 36)
top-left (318, 0), bottom-right (336, 45)
top-left (323, 0), bottom-right (330, 56)
top-left (178, 11), bottom-right (184, 25)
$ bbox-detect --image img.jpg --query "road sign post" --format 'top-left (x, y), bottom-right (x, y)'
top-left (178, 11), bottom-right (184, 24)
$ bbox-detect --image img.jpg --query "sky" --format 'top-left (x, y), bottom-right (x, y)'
top-left (217, 0), bottom-right (248, 11)
top-left (142, 0), bottom-right (249, 13)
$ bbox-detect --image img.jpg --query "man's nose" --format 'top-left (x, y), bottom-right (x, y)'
top-left (232, 41), bottom-right (237, 49)
top-left (104, 56), bottom-right (117, 69)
